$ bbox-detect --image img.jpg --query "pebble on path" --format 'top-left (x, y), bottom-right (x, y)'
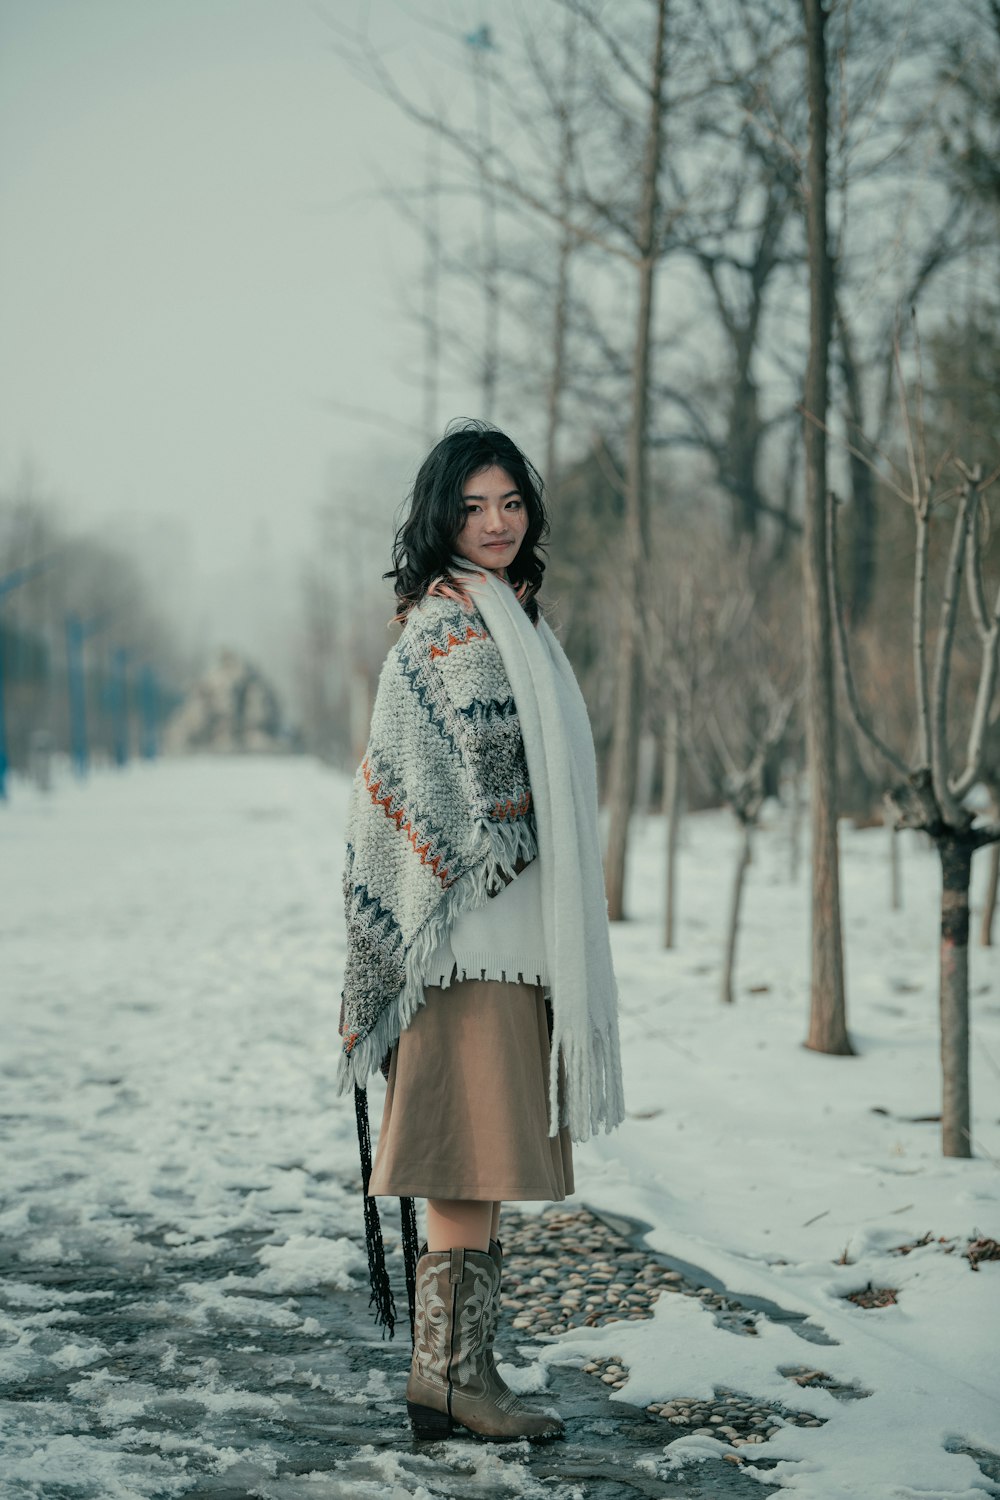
top-left (497, 1204), bottom-right (840, 1446)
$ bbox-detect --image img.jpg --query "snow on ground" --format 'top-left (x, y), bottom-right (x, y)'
top-left (1, 754), bottom-right (998, 1499)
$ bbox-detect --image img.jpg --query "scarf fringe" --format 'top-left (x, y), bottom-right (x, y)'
top-left (549, 1014), bottom-right (627, 1142)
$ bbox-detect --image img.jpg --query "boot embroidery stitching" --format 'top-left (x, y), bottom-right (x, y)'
top-left (454, 1260), bottom-right (494, 1400)
top-left (413, 1263), bottom-right (449, 1385)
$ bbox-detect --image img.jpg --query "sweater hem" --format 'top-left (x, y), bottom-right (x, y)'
top-left (424, 953), bottom-right (550, 990)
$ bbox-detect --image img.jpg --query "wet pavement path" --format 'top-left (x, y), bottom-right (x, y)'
top-left (5, 764), bottom-right (1000, 1497)
top-left (2, 1196), bottom-right (813, 1499)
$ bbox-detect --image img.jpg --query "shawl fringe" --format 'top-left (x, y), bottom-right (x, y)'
top-left (337, 810), bottom-right (537, 1096)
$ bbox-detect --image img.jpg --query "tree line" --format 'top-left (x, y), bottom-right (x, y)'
top-left (295, 0), bottom-right (1000, 1161)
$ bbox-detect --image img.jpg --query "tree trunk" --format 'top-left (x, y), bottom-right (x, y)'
top-left (722, 820), bottom-right (753, 1004)
top-left (980, 783), bottom-right (999, 946)
top-left (801, 0), bottom-right (852, 1055)
top-left (605, 638), bottom-right (643, 919)
top-left (786, 755), bottom-right (802, 883)
top-left (981, 842), bottom-right (999, 947)
top-left (727, 354), bottom-right (762, 540)
top-left (544, 13), bottom-right (577, 491)
top-left (604, 0), bottom-right (667, 920)
top-left (835, 300), bottom-right (877, 625)
top-left (545, 226), bottom-right (571, 492)
top-left (664, 712), bottom-right (684, 948)
top-left (423, 132), bottom-right (441, 445)
top-left (474, 43), bottom-right (499, 423)
top-left (938, 835), bottom-right (973, 1158)
top-left (889, 821), bottom-right (902, 912)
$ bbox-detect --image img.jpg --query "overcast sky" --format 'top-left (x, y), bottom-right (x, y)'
top-left (0, 0), bottom-right (494, 686)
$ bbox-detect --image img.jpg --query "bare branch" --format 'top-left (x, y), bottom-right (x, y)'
top-left (707, 711), bottom-right (740, 783)
top-left (911, 471), bottom-right (933, 772)
top-left (930, 484), bottom-right (974, 826)
top-left (952, 471), bottom-right (1000, 801)
top-left (553, 0), bottom-right (656, 102)
top-left (826, 489), bottom-right (910, 779)
top-left (796, 402), bottom-right (912, 505)
top-left (911, 308), bottom-right (929, 506)
top-left (894, 327), bottom-right (923, 512)
top-left (966, 490), bottom-right (993, 639)
top-left (316, 11), bottom-right (640, 266)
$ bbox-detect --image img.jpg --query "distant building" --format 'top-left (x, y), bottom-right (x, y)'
top-left (163, 648), bottom-right (285, 754)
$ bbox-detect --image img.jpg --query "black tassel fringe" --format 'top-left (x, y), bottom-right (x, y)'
top-left (354, 1082), bottom-right (420, 1348)
top-left (354, 1083), bottom-right (397, 1338)
top-left (400, 1192), bottom-right (419, 1349)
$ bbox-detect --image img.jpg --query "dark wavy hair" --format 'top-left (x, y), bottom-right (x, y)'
top-left (385, 419), bottom-right (549, 623)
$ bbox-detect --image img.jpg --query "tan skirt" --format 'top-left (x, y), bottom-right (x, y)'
top-left (366, 975), bottom-right (575, 1201)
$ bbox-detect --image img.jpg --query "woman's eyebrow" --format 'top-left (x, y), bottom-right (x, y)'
top-left (463, 488), bottom-right (521, 500)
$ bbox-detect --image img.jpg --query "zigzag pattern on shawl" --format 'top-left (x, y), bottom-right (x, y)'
top-left (428, 622), bottom-right (489, 659)
top-left (393, 620), bottom-right (461, 757)
top-left (359, 746), bottom-right (461, 887)
top-left (455, 693), bottom-right (518, 725)
top-left (339, 849), bottom-right (405, 1060)
top-left (342, 858), bottom-right (401, 949)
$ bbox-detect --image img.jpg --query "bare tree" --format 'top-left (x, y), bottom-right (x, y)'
top-left (828, 394), bottom-right (1000, 1155)
top-left (800, 0), bottom-right (852, 1056)
top-left (683, 674), bottom-right (798, 1006)
top-left (641, 557), bottom-right (694, 950)
top-left (602, 0), bottom-right (670, 920)
top-left (661, 708), bottom-right (685, 948)
top-left (642, 528), bottom-right (799, 994)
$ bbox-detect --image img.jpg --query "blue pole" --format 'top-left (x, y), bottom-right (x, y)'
top-left (111, 645), bottom-right (130, 767)
top-left (0, 555), bottom-right (55, 802)
top-left (65, 608), bottom-right (116, 780)
top-left (138, 664), bottom-right (160, 759)
top-left (66, 614), bottom-right (88, 778)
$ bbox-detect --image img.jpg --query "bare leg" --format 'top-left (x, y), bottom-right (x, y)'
top-left (490, 1200), bottom-right (502, 1242)
top-left (426, 1198), bottom-right (492, 1252)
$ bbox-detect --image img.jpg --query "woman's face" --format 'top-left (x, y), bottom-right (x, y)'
top-left (456, 464), bottom-right (529, 573)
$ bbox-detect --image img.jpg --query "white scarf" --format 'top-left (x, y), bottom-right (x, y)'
top-left (450, 556), bottom-right (626, 1141)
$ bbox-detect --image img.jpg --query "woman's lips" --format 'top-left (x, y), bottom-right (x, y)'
top-left (484, 540), bottom-right (514, 548)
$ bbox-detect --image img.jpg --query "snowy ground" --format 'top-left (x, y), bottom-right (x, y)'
top-left (1, 754), bottom-right (998, 1499)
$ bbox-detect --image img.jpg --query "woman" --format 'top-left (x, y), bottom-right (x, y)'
top-left (337, 419), bottom-right (625, 1444)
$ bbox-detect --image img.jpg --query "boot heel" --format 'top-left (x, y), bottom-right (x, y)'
top-left (407, 1400), bottom-right (452, 1440)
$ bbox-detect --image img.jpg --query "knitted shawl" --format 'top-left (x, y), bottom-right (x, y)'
top-left (337, 570), bottom-right (625, 1341)
top-left (337, 588), bottom-right (540, 1093)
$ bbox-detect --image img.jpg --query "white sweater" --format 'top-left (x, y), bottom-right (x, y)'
top-left (421, 856), bottom-right (550, 989)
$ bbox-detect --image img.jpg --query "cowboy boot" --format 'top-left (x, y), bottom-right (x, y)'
top-left (406, 1246), bottom-right (564, 1443)
top-left (418, 1237), bottom-right (504, 1375)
